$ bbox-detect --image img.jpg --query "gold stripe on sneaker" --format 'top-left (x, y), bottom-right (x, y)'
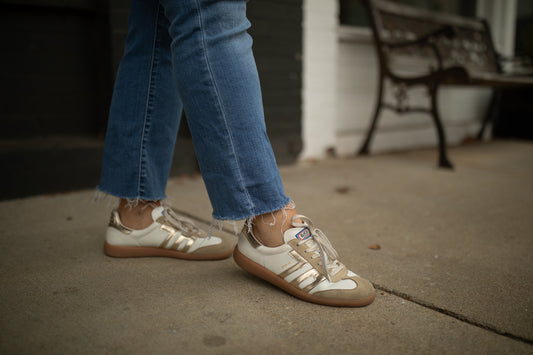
top-left (170, 235), bottom-right (188, 250)
top-left (281, 250), bottom-right (326, 292)
top-left (302, 274), bottom-right (326, 293)
top-left (278, 251), bottom-right (307, 279)
top-left (159, 224), bottom-right (178, 248)
top-left (174, 236), bottom-right (194, 253)
top-left (278, 260), bottom-right (307, 279)
top-left (290, 268), bottom-right (321, 289)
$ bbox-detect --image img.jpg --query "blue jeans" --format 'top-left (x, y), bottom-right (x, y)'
top-left (98, 0), bottom-right (290, 220)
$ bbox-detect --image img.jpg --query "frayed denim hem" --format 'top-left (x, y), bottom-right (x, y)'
top-left (92, 187), bottom-right (167, 208)
top-left (210, 196), bottom-right (292, 222)
top-left (208, 198), bottom-right (295, 237)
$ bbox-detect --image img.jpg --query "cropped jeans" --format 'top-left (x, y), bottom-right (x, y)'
top-left (98, 0), bottom-right (290, 220)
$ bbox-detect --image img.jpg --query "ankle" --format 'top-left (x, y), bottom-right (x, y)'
top-left (252, 204), bottom-right (299, 247)
top-left (118, 199), bottom-right (161, 230)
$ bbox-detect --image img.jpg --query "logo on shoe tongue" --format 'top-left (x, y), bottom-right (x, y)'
top-left (295, 227), bottom-right (311, 241)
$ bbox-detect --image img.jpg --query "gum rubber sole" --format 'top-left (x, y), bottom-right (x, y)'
top-left (233, 246), bottom-right (376, 307)
top-left (104, 242), bottom-right (234, 261)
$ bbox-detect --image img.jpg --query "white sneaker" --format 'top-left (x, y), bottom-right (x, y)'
top-left (233, 215), bottom-right (375, 307)
top-left (104, 206), bottom-right (235, 260)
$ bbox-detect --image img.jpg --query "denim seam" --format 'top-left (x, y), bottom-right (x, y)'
top-left (194, 0), bottom-right (255, 214)
top-left (137, 5), bottom-right (162, 199)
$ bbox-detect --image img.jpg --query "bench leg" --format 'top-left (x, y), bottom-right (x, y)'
top-left (430, 85), bottom-right (453, 169)
top-left (477, 89), bottom-right (501, 140)
top-left (358, 76), bottom-right (384, 156)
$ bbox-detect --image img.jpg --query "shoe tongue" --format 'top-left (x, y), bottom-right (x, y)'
top-left (151, 206), bottom-right (165, 220)
top-left (283, 226), bottom-right (312, 243)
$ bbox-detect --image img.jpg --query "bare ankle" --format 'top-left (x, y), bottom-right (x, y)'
top-left (252, 204), bottom-right (299, 247)
top-left (118, 199), bottom-right (161, 230)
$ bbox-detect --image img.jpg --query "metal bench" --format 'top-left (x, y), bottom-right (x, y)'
top-left (358, 0), bottom-right (533, 168)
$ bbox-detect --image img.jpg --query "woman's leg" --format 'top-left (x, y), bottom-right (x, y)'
top-left (99, 0), bottom-right (182, 206)
top-left (99, 0), bottom-right (235, 260)
top-left (160, 0), bottom-right (290, 224)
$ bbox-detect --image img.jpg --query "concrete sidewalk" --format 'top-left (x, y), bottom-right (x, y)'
top-left (1, 140), bottom-right (532, 354)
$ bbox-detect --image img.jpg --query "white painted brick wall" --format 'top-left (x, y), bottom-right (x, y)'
top-left (301, 0), bottom-right (339, 159)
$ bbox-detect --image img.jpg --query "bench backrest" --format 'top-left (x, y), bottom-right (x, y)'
top-left (366, 0), bottom-right (502, 76)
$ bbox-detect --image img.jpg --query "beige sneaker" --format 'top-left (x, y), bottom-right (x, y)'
top-left (104, 206), bottom-right (235, 260)
top-left (233, 214), bottom-right (375, 307)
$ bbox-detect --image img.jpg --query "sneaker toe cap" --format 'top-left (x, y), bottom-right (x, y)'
top-left (192, 236), bottom-right (236, 257)
top-left (313, 275), bottom-right (375, 305)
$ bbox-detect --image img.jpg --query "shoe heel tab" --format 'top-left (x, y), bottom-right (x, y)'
top-left (241, 224), bottom-right (262, 248)
top-left (108, 210), bottom-right (132, 234)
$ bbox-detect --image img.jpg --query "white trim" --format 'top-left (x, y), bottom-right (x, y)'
top-left (477, 0), bottom-right (517, 57)
top-left (337, 25), bottom-right (372, 43)
top-left (301, 0), bottom-right (339, 159)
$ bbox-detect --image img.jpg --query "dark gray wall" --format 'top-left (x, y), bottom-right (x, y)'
top-left (0, 0), bottom-right (302, 200)
top-left (0, 1), bottom-right (111, 139)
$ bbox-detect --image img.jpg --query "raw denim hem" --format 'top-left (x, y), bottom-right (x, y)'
top-left (210, 196), bottom-right (292, 222)
top-left (94, 186), bottom-right (167, 206)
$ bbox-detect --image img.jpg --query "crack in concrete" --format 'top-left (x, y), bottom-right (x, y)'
top-left (374, 283), bottom-right (533, 346)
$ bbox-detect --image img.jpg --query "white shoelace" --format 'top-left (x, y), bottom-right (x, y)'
top-left (164, 208), bottom-right (207, 238)
top-left (292, 215), bottom-right (343, 281)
